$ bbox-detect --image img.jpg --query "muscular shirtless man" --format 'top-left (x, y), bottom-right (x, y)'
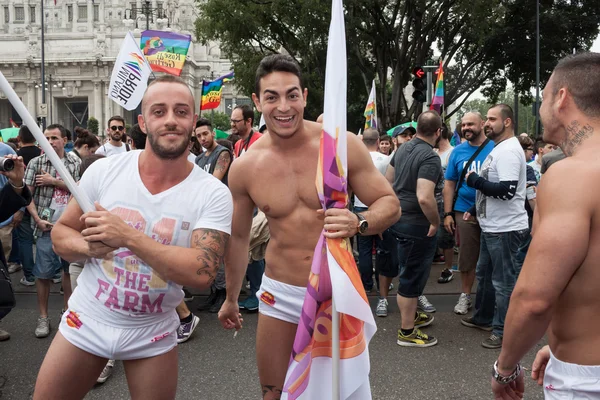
top-left (491, 52), bottom-right (600, 399)
top-left (218, 54), bottom-right (400, 399)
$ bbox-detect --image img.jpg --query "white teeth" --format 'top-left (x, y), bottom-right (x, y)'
top-left (274, 116), bottom-right (293, 122)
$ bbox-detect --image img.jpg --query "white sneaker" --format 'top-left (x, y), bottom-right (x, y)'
top-left (97, 359), bottom-right (115, 383)
top-left (35, 317), bottom-right (50, 338)
top-left (417, 295), bottom-right (436, 313)
top-left (375, 298), bottom-right (388, 317)
top-left (7, 263), bottom-right (21, 274)
top-left (454, 293), bottom-right (472, 315)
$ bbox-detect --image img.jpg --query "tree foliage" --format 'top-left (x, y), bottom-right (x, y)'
top-left (87, 117), bottom-right (99, 136)
top-left (200, 111), bottom-right (232, 131)
top-left (195, 0), bottom-right (600, 132)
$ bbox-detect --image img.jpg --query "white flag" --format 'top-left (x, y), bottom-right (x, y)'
top-left (108, 32), bottom-right (151, 111)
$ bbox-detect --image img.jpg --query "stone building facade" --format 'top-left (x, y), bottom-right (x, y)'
top-left (0, 0), bottom-right (249, 131)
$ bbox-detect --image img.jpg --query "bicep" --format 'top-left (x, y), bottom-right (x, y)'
top-left (416, 178), bottom-right (436, 199)
top-left (212, 151), bottom-right (231, 180)
top-left (385, 165), bottom-right (395, 184)
top-left (228, 161), bottom-right (256, 239)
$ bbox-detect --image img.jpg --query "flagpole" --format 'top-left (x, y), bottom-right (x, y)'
top-left (332, 296), bottom-right (340, 399)
top-left (0, 71), bottom-right (94, 212)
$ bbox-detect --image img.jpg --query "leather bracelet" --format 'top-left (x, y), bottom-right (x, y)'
top-left (492, 361), bottom-right (522, 384)
top-left (9, 180), bottom-right (25, 190)
top-left (443, 212), bottom-right (455, 218)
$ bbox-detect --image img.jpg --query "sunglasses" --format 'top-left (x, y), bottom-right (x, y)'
top-left (110, 126), bottom-right (124, 131)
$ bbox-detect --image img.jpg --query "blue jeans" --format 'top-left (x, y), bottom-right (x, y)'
top-left (33, 231), bottom-right (62, 280)
top-left (390, 222), bottom-right (438, 298)
top-left (16, 215), bottom-right (35, 281)
top-left (514, 233), bottom-right (532, 275)
top-left (247, 259), bottom-right (265, 296)
top-left (472, 229), bottom-right (530, 337)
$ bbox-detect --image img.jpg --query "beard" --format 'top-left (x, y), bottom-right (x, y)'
top-left (485, 125), bottom-right (505, 141)
top-left (147, 129), bottom-right (190, 160)
top-left (463, 128), bottom-right (482, 142)
top-left (110, 132), bottom-right (122, 142)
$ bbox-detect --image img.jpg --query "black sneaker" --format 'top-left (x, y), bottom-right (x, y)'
top-left (183, 288), bottom-right (194, 302)
top-left (437, 268), bottom-right (454, 284)
top-left (461, 316), bottom-right (493, 331)
top-left (197, 288), bottom-right (217, 311)
top-left (482, 333), bottom-right (503, 349)
top-left (209, 289), bottom-right (226, 313)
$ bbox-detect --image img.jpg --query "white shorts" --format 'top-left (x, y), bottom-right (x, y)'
top-left (59, 306), bottom-right (179, 360)
top-left (543, 349), bottom-right (600, 399)
top-left (256, 274), bottom-right (306, 325)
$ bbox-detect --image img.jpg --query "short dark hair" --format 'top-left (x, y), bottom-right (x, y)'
top-left (74, 131), bottom-right (100, 149)
top-left (440, 123), bottom-right (451, 141)
top-left (196, 118), bottom-right (213, 131)
top-left (46, 123), bottom-right (67, 138)
top-left (255, 54), bottom-right (303, 96)
top-left (18, 124), bottom-right (36, 144)
top-left (490, 104), bottom-right (514, 126)
top-left (107, 115), bottom-right (125, 128)
top-left (65, 128), bottom-right (72, 141)
top-left (552, 52), bottom-right (600, 117)
top-left (80, 154), bottom-right (105, 176)
top-left (518, 135), bottom-right (534, 150)
top-left (379, 135), bottom-right (391, 143)
top-left (534, 139), bottom-right (547, 155)
top-left (129, 123), bottom-right (147, 150)
top-left (234, 104), bottom-right (254, 125)
top-left (416, 110), bottom-right (442, 137)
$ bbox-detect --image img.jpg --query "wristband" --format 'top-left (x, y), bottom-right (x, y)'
top-left (443, 212), bottom-right (455, 218)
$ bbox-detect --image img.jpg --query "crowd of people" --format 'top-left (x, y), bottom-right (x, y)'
top-left (0, 51), bottom-right (598, 400)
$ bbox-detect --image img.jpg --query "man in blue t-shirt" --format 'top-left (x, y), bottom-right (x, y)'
top-left (442, 112), bottom-right (494, 315)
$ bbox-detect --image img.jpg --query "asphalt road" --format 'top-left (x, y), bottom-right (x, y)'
top-left (0, 290), bottom-right (547, 400)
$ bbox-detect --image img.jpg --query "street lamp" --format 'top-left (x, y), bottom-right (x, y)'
top-left (123, 1), bottom-right (169, 31)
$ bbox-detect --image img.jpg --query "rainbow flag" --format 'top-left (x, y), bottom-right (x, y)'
top-left (430, 60), bottom-right (444, 114)
top-left (140, 30), bottom-right (192, 76)
top-left (363, 80), bottom-right (377, 130)
top-left (282, 0), bottom-right (376, 399)
top-left (200, 72), bottom-right (234, 111)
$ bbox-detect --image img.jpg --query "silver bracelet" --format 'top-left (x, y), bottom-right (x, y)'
top-left (492, 360), bottom-right (522, 384)
top-left (9, 180), bottom-right (25, 190)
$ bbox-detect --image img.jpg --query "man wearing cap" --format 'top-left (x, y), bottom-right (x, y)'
top-left (392, 125), bottom-right (416, 149)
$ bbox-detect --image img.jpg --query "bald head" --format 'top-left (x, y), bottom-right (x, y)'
top-left (463, 111), bottom-right (484, 122)
top-left (416, 110), bottom-right (442, 137)
top-left (362, 128), bottom-right (380, 149)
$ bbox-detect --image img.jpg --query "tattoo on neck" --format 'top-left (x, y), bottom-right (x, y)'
top-left (261, 385), bottom-right (283, 400)
top-left (563, 120), bottom-right (594, 156)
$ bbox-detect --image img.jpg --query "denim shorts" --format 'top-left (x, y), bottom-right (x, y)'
top-left (390, 222), bottom-right (438, 298)
top-left (33, 231), bottom-right (62, 279)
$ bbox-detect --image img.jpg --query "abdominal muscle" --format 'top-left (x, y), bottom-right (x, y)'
top-left (262, 205), bottom-right (324, 288)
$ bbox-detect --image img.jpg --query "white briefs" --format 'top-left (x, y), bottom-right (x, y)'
top-left (543, 349), bottom-right (600, 399)
top-left (256, 274), bottom-right (307, 325)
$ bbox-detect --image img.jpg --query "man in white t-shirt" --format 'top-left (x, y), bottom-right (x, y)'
top-left (354, 128), bottom-right (391, 293)
top-left (461, 104), bottom-right (529, 350)
top-left (95, 116), bottom-right (130, 157)
top-left (35, 75), bottom-right (233, 399)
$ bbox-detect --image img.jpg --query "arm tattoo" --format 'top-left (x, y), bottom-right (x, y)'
top-left (563, 120), bottom-right (594, 156)
top-left (191, 229), bottom-right (229, 282)
top-left (261, 385), bottom-right (283, 400)
top-left (214, 151), bottom-right (231, 175)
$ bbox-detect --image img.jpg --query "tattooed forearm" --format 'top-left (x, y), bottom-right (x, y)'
top-left (261, 385), bottom-right (283, 400)
top-left (563, 120), bottom-right (594, 156)
top-left (191, 229), bottom-right (229, 281)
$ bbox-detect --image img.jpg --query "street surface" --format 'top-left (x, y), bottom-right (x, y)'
top-left (1, 265), bottom-right (547, 400)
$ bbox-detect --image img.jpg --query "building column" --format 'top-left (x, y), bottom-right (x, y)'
top-left (93, 81), bottom-right (101, 121)
top-left (99, 0), bottom-right (104, 24)
top-left (87, 0), bottom-right (93, 31)
top-left (26, 83), bottom-right (35, 117)
top-left (24, 0), bottom-right (30, 24)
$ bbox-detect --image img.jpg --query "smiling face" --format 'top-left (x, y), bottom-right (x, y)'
top-left (461, 112), bottom-right (484, 143)
top-left (484, 107), bottom-right (508, 142)
top-left (252, 71), bottom-right (307, 140)
top-left (138, 81), bottom-right (197, 160)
